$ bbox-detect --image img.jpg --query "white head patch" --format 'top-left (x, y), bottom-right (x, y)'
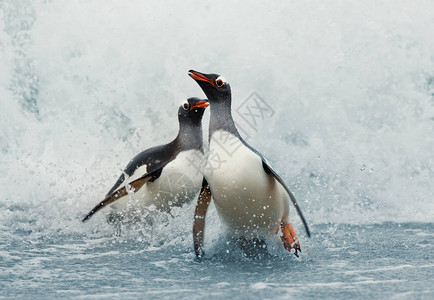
top-left (178, 99), bottom-right (189, 110)
top-left (216, 76), bottom-right (227, 84)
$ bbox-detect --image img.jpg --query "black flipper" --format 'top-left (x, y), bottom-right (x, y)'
top-left (104, 143), bottom-right (180, 197)
top-left (82, 168), bottom-right (162, 222)
top-left (262, 161), bottom-right (311, 237)
top-left (83, 142), bottom-right (181, 222)
top-left (237, 138), bottom-right (311, 238)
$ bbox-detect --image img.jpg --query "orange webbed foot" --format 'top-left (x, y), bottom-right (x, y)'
top-left (281, 223), bottom-right (301, 257)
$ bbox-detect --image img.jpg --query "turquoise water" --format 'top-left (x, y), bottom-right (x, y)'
top-left (1, 1), bottom-right (434, 298)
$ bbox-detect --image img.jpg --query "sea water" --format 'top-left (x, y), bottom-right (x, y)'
top-left (1, 1), bottom-right (433, 298)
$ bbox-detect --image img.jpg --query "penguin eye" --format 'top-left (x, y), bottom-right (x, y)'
top-left (183, 103), bottom-right (189, 110)
top-left (216, 79), bottom-right (224, 87)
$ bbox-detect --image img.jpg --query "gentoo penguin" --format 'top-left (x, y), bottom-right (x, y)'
top-left (188, 70), bottom-right (311, 258)
top-left (82, 98), bottom-right (209, 222)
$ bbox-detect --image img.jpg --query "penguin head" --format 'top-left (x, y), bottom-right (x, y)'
top-left (178, 97), bottom-right (209, 124)
top-left (188, 70), bottom-right (231, 102)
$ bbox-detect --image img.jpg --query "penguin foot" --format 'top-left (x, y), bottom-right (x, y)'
top-left (281, 223), bottom-right (301, 257)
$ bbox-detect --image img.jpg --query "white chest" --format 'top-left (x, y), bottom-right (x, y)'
top-left (205, 131), bottom-right (288, 236)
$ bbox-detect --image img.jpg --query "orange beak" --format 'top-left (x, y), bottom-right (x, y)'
top-left (188, 70), bottom-right (215, 86)
top-left (190, 100), bottom-right (209, 110)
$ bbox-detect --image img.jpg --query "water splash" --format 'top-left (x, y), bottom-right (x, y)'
top-left (0, 1), bottom-right (433, 247)
top-left (0, 0), bottom-right (40, 115)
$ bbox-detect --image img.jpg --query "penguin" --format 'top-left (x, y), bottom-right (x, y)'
top-left (188, 70), bottom-right (311, 258)
top-left (82, 98), bottom-right (209, 222)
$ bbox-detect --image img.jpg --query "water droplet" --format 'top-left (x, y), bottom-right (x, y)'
top-left (360, 164), bottom-right (366, 171)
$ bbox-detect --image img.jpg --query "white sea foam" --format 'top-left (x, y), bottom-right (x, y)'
top-left (0, 0), bottom-right (433, 244)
